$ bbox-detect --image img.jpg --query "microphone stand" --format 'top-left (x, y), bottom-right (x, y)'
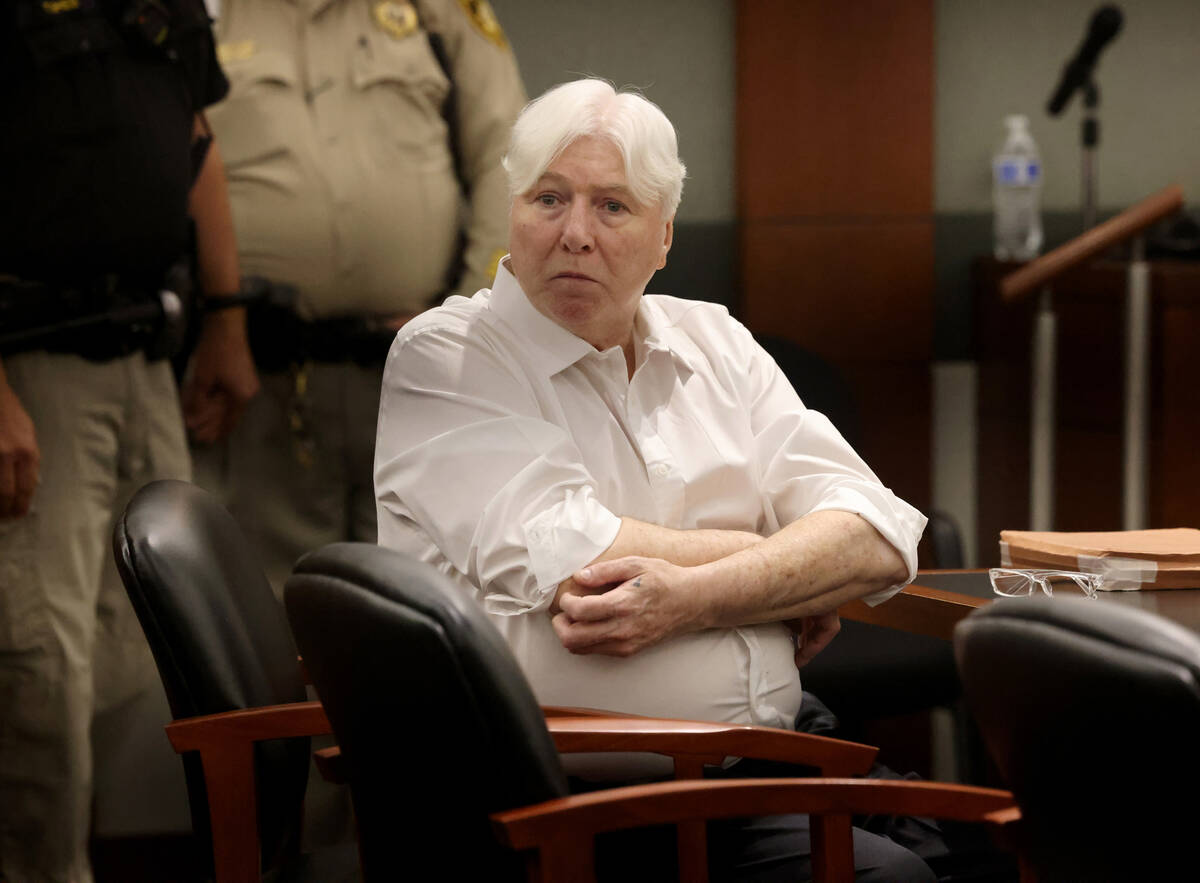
top-left (1081, 80), bottom-right (1099, 230)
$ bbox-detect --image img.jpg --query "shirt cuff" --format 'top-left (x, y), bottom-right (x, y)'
top-left (806, 485), bottom-right (928, 607)
top-left (481, 488), bottom-right (621, 616)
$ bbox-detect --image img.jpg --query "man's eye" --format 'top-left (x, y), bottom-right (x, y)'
top-left (603, 201), bottom-right (625, 213)
top-left (538, 194), bottom-right (558, 206)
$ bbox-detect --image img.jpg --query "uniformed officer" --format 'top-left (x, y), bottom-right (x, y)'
top-left (193, 0), bottom-right (527, 593)
top-left (0, 2), bottom-right (258, 880)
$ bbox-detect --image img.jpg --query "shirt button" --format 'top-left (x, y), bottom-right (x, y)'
top-left (653, 463), bottom-right (671, 478)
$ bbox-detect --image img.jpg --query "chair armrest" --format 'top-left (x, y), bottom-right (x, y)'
top-left (164, 701), bottom-right (332, 883)
top-left (492, 777), bottom-right (1017, 883)
top-left (304, 715), bottom-right (873, 785)
top-left (545, 716), bottom-right (878, 777)
top-left (542, 705), bottom-right (645, 719)
top-left (313, 745), bottom-right (345, 785)
top-left (165, 700), bottom-right (331, 752)
top-left (308, 714), bottom-right (872, 883)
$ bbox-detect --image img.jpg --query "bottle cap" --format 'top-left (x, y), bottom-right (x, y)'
top-left (1005, 114), bottom-right (1029, 130)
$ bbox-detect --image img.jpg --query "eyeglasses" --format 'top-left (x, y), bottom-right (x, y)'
top-left (988, 568), bottom-right (1103, 600)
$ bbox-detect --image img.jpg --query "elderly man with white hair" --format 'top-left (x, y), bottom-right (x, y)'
top-left (375, 78), bottom-right (949, 880)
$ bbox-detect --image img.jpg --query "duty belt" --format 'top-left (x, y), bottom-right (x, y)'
top-left (0, 273), bottom-right (187, 362)
top-left (243, 279), bottom-right (398, 372)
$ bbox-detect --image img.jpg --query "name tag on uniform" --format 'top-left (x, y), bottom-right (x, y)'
top-left (217, 39), bottom-right (256, 64)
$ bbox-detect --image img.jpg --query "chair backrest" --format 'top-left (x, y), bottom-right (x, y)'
top-left (757, 333), bottom-right (966, 569)
top-left (955, 597), bottom-right (1200, 880)
top-left (926, 509), bottom-right (964, 570)
top-left (284, 542), bottom-right (569, 880)
top-left (112, 479), bottom-right (310, 873)
top-left (756, 334), bottom-right (862, 448)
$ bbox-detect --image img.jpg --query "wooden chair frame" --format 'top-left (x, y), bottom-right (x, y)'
top-left (164, 701), bottom-right (332, 883)
top-left (495, 777), bottom-right (1017, 883)
top-left (164, 678), bottom-right (1017, 883)
top-left (308, 707), bottom-right (1019, 883)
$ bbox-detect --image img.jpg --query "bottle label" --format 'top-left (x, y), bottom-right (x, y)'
top-left (994, 156), bottom-right (1040, 186)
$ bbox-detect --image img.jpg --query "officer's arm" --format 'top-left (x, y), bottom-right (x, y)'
top-left (190, 114), bottom-right (240, 302)
top-left (435, 1), bottom-right (528, 297)
top-left (181, 112), bottom-right (259, 444)
top-left (0, 359), bottom-right (39, 519)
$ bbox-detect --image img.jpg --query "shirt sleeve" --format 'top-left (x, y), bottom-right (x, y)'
top-left (734, 324), bottom-right (927, 605)
top-left (175, 0), bottom-right (230, 108)
top-left (420, 0), bottom-right (528, 298)
top-left (375, 317), bottom-right (621, 615)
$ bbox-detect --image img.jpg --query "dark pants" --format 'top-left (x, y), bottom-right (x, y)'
top-left (586, 693), bottom-right (1015, 882)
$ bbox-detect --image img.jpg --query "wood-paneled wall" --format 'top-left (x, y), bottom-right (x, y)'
top-left (736, 0), bottom-right (936, 550)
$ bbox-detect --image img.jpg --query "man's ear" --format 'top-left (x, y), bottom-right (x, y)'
top-left (658, 215), bottom-right (675, 270)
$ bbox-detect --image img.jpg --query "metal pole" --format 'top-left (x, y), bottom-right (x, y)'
top-left (1081, 146), bottom-right (1097, 230)
top-left (1030, 287), bottom-right (1056, 531)
top-left (1123, 236), bottom-right (1150, 529)
top-left (1081, 82), bottom-right (1099, 230)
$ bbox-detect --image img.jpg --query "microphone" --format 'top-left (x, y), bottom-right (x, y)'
top-left (1046, 5), bottom-right (1123, 116)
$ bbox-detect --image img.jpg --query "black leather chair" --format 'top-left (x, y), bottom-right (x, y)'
top-left (955, 597), bottom-right (1200, 881)
top-left (112, 479), bottom-right (353, 882)
top-left (284, 541), bottom-right (1015, 882)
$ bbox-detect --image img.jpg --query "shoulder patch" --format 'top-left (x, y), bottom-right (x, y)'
top-left (485, 248), bottom-right (507, 283)
top-left (373, 0), bottom-right (420, 40)
top-left (456, 0), bottom-right (508, 50)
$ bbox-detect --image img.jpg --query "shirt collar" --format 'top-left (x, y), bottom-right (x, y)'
top-left (486, 259), bottom-right (595, 377)
top-left (486, 259), bottom-right (684, 378)
top-left (635, 300), bottom-right (676, 359)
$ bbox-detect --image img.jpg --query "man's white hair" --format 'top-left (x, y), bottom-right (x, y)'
top-left (502, 78), bottom-right (686, 216)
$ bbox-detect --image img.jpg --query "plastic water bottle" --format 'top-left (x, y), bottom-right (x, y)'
top-left (992, 115), bottom-right (1043, 261)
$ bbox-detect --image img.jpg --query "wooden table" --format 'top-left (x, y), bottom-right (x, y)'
top-left (840, 569), bottom-right (1200, 641)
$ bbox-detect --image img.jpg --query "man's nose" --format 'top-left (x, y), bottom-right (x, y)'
top-left (560, 201), bottom-right (594, 253)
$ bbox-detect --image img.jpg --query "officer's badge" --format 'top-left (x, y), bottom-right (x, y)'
top-left (457, 0), bottom-right (507, 49)
top-left (41, 0), bottom-right (81, 14)
top-left (373, 0), bottom-right (419, 40)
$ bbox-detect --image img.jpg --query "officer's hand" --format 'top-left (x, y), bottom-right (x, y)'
top-left (553, 556), bottom-right (697, 657)
top-left (0, 377), bottom-right (40, 519)
top-left (182, 312), bottom-right (260, 444)
top-left (784, 612), bottom-right (841, 669)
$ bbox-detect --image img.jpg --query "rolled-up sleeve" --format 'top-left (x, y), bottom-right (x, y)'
top-left (375, 320), bottom-right (620, 615)
top-left (740, 332), bottom-right (927, 605)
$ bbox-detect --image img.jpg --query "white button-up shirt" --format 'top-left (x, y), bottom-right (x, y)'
top-left (376, 261), bottom-right (926, 774)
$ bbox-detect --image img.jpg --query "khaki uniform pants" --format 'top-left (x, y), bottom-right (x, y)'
top-left (0, 351), bottom-right (190, 883)
top-left (192, 360), bottom-right (381, 850)
top-left (193, 360), bottom-right (381, 594)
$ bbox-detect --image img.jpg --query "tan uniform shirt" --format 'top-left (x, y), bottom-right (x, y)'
top-left (208, 0), bottom-right (526, 318)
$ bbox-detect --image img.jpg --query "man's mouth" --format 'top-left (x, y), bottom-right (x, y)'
top-left (554, 272), bottom-right (598, 283)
